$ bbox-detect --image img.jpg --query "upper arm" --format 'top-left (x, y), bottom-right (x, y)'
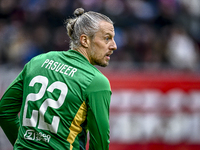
top-left (85, 74), bottom-right (111, 150)
top-left (0, 78), bottom-right (23, 117)
top-left (0, 69), bottom-right (24, 118)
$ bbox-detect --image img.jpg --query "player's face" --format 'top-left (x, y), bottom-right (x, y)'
top-left (88, 21), bottom-right (117, 67)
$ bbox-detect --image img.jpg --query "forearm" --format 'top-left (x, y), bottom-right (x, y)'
top-left (0, 93), bottom-right (21, 145)
top-left (87, 91), bottom-right (111, 150)
top-left (0, 75), bottom-right (23, 145)
top-left (0, 115), bottom-right (19, 145)
top-left (87, 111), bottom-right (110, 150)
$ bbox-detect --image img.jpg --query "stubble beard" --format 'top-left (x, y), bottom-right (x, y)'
top-left (91, 50), bottom-right (109, 67)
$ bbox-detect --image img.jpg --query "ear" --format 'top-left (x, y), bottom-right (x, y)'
top-left (80, 34), bottom-right (90, 48)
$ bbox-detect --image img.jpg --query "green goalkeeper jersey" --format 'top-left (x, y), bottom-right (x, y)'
top-left (0, 50), bottom-right (111, 150)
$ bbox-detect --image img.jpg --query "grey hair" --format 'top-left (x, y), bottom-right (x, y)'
top-left (65, 8), bottom-right (113, 49)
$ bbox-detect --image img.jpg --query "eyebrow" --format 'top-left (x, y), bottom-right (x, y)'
top-left (105, 32), bottom-right (115, 37)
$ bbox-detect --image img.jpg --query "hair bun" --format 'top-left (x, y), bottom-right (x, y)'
top-left (74, 8), bottom-right (84, 17)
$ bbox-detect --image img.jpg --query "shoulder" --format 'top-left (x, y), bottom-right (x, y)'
top-left (26, 51), bottom-right (63, 67)
top-left (86, 70), bottom-right (111, 93)
top-left (30, 51), bottom-right (61, 61)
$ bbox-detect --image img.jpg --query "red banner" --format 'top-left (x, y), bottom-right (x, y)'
top-left (104, 71), bottom-right (200, 150)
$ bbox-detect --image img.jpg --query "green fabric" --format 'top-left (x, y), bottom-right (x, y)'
top-left (0, 50), bottom-right (111, 150)
top-left (0, 73), bottom-right (23, 145)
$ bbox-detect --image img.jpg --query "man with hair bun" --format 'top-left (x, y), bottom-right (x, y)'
top-left (0, 8), bottom-right (117, 150)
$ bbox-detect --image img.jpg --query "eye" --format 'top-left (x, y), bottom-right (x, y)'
top-left (105, 36), bottom-right (110, 41)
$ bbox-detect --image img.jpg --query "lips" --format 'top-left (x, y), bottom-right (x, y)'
top-left (105, 53), bottom-right (112, 60)
top-left (106, 52), bottom-right (113, 57)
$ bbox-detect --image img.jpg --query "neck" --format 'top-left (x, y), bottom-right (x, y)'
top-left (74, 47), bottom-right (91, 64)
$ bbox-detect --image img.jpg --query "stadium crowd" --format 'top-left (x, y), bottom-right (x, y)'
top-left (0, 0), bottom-right (200, 71)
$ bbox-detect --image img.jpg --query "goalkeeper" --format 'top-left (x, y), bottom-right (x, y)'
top-left (0, 8), bottom-right (117, 150)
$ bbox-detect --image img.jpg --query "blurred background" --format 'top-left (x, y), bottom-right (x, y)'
top-left (0, 0), bottom-right (200, 150)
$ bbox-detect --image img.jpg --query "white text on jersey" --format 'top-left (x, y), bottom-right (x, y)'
top-left (41, 59), bottom-right (77, 77)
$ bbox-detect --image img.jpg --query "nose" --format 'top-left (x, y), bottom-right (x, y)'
top-left (110, 39), bottom-right (117, 51)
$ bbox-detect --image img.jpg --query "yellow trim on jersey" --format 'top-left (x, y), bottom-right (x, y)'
top-left (67, 101), bottom-right (87, 150)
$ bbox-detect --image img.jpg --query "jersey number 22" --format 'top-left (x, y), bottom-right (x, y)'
top-left (22, 75), bottom-right (68, 134)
